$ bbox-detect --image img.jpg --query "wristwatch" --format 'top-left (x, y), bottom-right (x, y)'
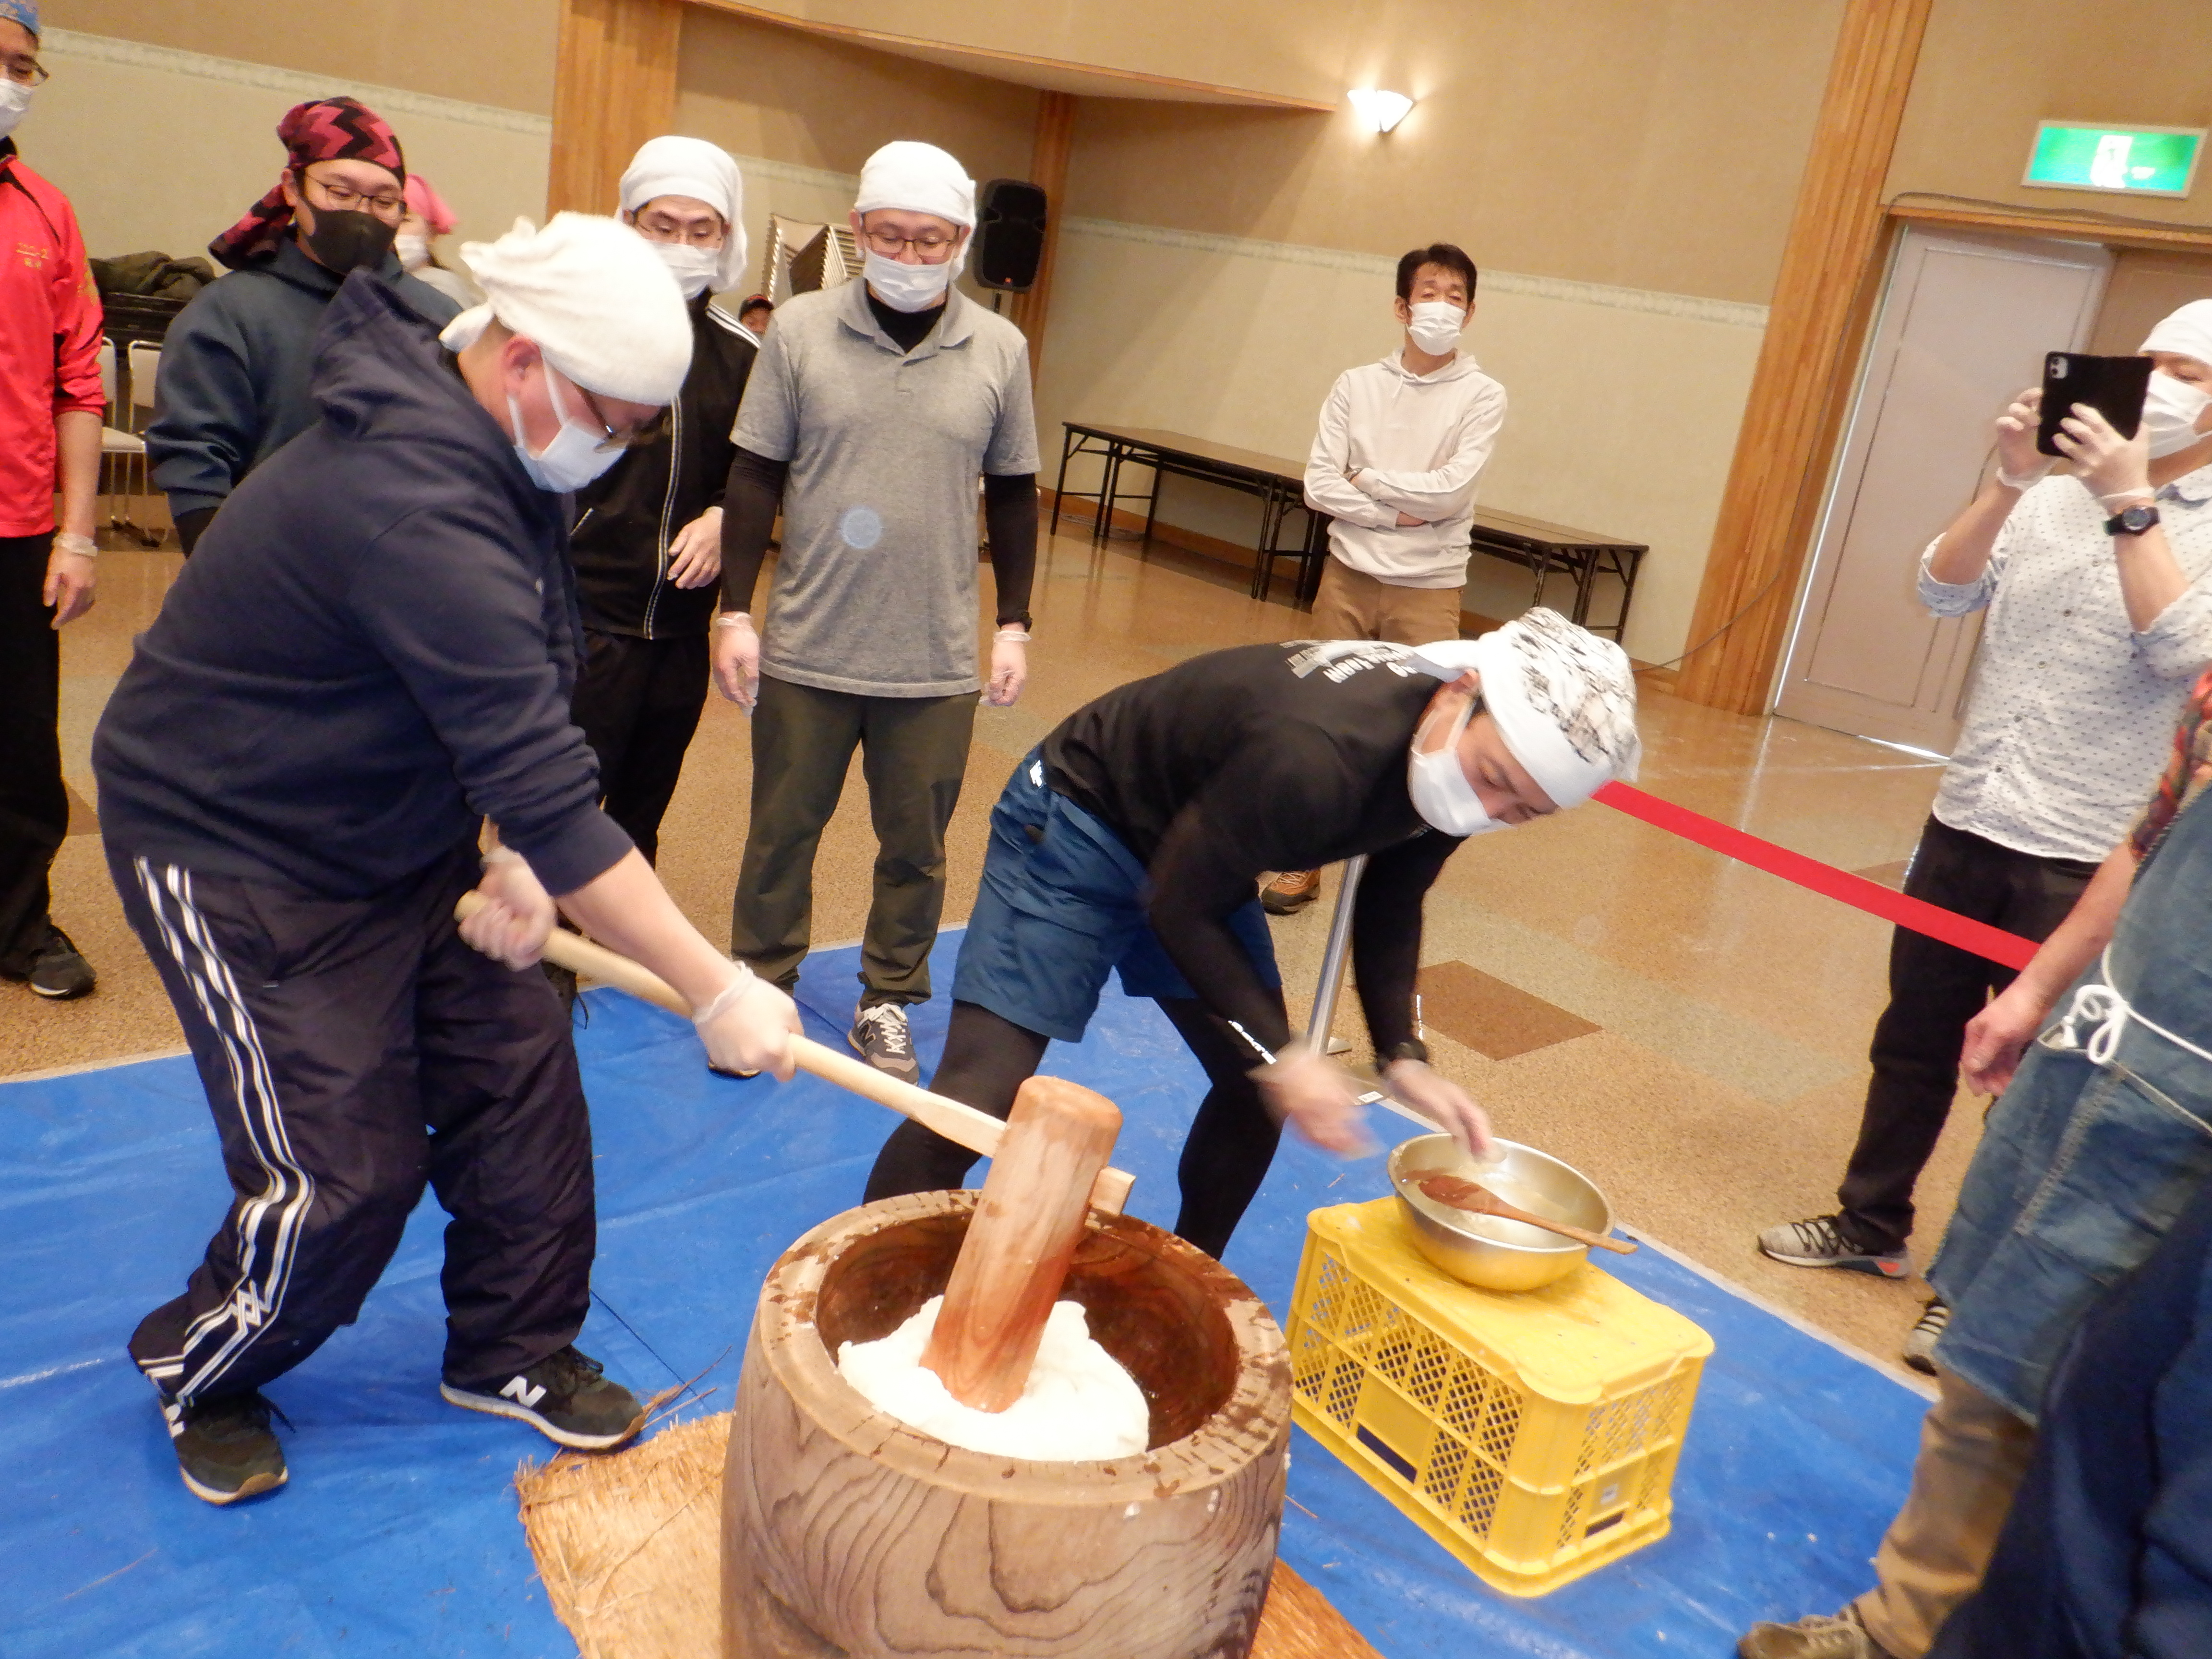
top-left (2105, 504), bottom-right (2162, 538)
top-left (1382, 1038), bottom-right (1430, 1067)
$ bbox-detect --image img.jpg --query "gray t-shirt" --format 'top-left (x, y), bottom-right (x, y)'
top-left (733, 281), bottom-right (1040, 697)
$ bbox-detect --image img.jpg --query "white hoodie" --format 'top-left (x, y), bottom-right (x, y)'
top-left (1303, 348), bottom-right (1507, 589)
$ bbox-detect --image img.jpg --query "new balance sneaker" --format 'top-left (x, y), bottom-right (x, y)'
top-left (850, 1001), bottom-right (920, 1084)
top-left (5, 925), bottom-right (96, 999)
top-left (1756, 1215), bottom-right (1911, 1279)
top-left (1738, 1606), bottom-right (1899, 1659)
top-left (440, 1346), bottom-right (644, 1450)
top-left (1261, 869), bottom-right (1322, 914)
top-left (164, 1389), bottom-right (288, 1506)
top-left (1900, 1298), bottom-right (1948, 1376)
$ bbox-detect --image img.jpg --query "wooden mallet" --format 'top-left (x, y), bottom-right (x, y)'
top-left (452, 893), bottom-right (1137, 1216)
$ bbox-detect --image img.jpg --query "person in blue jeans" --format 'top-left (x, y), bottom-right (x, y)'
top-left (860, 614), bottom-right (1642, 1258)
top-left (1928, 1176), bottom-right (2212, 1659)
top-left (1742, 655), bottom-right (2212, 1659)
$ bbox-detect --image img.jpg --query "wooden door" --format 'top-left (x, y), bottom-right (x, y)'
top-left (2086, 248), bottom-right (2212, 354)
top-left (1775, 230), bottom-right (2110, 751)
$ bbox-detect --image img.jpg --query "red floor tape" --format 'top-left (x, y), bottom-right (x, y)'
top-left (1596, 782), bottom-right (2039, 971)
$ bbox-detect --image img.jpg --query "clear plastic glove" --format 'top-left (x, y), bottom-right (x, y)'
top-left (986, 628), bottom-right (1028, 706)
top-left (1992, 386), bottom-right (2050, 487)
top-left (666, 506), bottom-right (722, 590)
top-left (458, 847), bottom-right (556, 968)
top-left (2052, 400), bottom-right (2152, 503)
top-left (693, 967), bottom-right (802, 1080)
top-left (712, 613), bottom-right (760, 709)
top-left (43, 535), bottom-right (96, 628)
top-left (1381, 1058), bottom-right (1494, 1161)
top-left (1254, 1045), bottom-right (1378, 1158)
top-left (1960, 980), bottom-right (2050, 1097)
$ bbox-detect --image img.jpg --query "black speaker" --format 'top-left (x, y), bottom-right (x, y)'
top-left (973, 178), bottom-right (1049, 293)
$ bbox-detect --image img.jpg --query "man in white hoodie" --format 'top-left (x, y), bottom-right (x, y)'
top-left (1267, 243), bottom-right (1507, 913)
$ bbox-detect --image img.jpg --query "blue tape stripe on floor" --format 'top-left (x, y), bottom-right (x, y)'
top-left (0, 940), bottom-right (1925, 1658)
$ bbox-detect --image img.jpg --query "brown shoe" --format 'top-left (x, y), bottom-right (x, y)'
top-left (1738, 1608), bottom-right (1898, 1659)
top-left (1261, 870), bottom-right (1322, 914)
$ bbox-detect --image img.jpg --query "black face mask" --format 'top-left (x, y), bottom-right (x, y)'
top-left (299, 207), bottom-right (396, 275)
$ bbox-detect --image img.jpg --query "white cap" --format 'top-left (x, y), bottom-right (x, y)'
top-left (2142, 299), bottom-right (2212, 371)
top-left (440, 213), bottom-right (692, 406)
top-left (1409, 609), bottom-right (1641, 808)
top-left (619, 135), bottom-right (749, 296)
top-left (854, 140), bottom-right (976, 228)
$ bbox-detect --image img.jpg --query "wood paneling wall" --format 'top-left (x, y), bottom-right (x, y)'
top-left (549, 0), bottom-right (685, 217)
top-left (1674, 0), bottom-right (1933, 713)
top-left (1009, 92), bottom-right (1079, 377)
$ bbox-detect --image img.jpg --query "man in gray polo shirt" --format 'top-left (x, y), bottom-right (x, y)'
top-left (713, 140), bottom-right (1038, 1082)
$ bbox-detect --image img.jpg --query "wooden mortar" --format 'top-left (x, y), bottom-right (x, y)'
top-left (722, 1191), bottom-right (1292, 1658)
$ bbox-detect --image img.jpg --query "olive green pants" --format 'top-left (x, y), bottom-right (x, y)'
top-left (730, 673), bottom-right (977, 1006)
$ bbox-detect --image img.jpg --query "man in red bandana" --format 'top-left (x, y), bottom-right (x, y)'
top-left (146, 96), bottom-right (460, 553)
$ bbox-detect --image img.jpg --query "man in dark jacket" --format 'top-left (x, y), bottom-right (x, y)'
top-left (95, 216), bottom-right (799, 1508)
top-left (568, 137), bottom-right (755, 863)
top-left (147, 96), bottom-right (459, 553)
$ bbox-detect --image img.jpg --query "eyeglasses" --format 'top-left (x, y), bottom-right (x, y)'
top-left (859, 227), bottom-right (959, 263)
top-left (300, 168), bottom-right (406, 223)
top-left (634, 214), bottom-right (724, 247)
top-left (1, 53), bottom-right (48, 86)
top-left (562, 370), bottom-right (670, 453)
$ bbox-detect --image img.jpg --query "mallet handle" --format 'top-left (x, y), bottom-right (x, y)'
top-left (454, 894), bottom-right (1134, 1214)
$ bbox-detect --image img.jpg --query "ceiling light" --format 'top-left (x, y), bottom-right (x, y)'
top-left (1347, 89), bottom-right (1414, 134)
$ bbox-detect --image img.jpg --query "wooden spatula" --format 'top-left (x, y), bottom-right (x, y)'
top-left (1414, 1173), bottom-right (1635, 1255)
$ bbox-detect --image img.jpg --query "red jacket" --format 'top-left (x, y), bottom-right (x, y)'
top-left (0, 138), bottom-right (104, 538)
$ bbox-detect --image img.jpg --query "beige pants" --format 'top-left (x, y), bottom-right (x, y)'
top-left (1852, 1367), bottom-right (2037, 1657)
top-left (1308, 557), bottom-right (1463, 647)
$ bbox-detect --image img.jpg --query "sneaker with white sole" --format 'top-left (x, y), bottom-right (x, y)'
top-left (1738, 1606), bottom-right (1899, 1659)
top-left (440, 1345), bottom-right (644, 1450)
top-left (1756, 1214), bottom-right (1911, 1279)
top-left (1900, 1298), bottom-right (1948, 1375)
top-left (850, 1001), bottom-right (920, 1084)
top-left (164, 1388), bottom-right (288, 1505)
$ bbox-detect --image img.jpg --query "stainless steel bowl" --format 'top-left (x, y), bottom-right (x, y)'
top-left (1388, 1134), bottom-right (1614, 1293)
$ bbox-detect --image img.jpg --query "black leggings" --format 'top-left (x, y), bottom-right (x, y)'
top-left (861, 996), bottom-right (1287, 1260)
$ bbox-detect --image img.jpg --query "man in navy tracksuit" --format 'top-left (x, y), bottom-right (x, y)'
top-left (94, 216), bottom-right (798, 1507)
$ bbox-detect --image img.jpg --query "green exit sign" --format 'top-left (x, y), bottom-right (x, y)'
top-left (2024, 122), bottom-right (2202, 198)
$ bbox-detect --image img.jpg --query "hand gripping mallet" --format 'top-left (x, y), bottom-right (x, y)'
top-left (452, 892), bottom-right (1136, 1216)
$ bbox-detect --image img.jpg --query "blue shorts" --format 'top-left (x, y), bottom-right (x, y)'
top-left (950, 751), bottom-right (1281, 1043)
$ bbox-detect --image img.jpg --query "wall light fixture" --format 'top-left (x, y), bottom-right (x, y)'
top-left (1347, 90), bottom-right (1415, 134)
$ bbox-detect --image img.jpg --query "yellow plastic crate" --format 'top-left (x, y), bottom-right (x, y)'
top-left (1286, 1199), bottom-right (1712, 1597)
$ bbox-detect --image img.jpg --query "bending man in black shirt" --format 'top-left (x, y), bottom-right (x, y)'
top-left (863, 609), bottom-right (1642, 1256)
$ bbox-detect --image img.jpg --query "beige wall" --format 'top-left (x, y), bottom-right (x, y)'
top-left (46, 0), bottom-right (558, 115)
top-left (696, 0), bottom-right (1342, 106)
top-left (1888, 0), bottom-right (2212, 230)
top-left (31, 29), bottom-right (552, 266)
top-left (1067, 0), bottom-right (1846, 307)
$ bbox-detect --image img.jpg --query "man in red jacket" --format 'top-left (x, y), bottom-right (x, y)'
top-left (0, 0), bottom-right (103, 1001)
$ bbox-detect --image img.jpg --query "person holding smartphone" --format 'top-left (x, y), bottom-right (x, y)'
top-left (1743, 304), bottom-right (2212, 1659)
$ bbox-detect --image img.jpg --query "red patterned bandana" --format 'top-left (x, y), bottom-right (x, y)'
top-left (207, 96), bottom-right (408, 272)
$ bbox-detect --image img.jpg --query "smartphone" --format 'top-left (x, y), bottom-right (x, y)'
top-left (2036, 352), bottom-right (2152, 456)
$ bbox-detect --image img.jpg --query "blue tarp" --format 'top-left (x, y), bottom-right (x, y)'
top-left (1, 938), bottom-right (1927, 1657)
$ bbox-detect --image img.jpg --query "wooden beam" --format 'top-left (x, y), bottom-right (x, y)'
top-left (1674, 0), bottom-right (1933, 714)
top-left (1008, 91), bottom-right (1079, 380)
top-left (1889, 200), bottom-right (2212, 255)
top-left (548, 0), bottom-right (685, 218)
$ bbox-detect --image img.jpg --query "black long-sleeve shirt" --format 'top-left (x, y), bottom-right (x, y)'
top-left (1043, 641), bottom-right (1462, 1053)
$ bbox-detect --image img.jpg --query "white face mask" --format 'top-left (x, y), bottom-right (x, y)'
top-left (863, 249), bottom-right (955, 313)
top-left (507, 360), bottom-right (625, 494)
top-left (1406, 696), bottom-right (1503, 836)
top-left (651, 241), bottom-right (720, 300)
top-left (2143, 370), bottom-right (2212, 459)
top-left (394, 233), bottom-right (430, 272)
top-left (0, 80), bottom-right (32, 142)
top-left (1406, 300), bottom-right (1466, 357)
